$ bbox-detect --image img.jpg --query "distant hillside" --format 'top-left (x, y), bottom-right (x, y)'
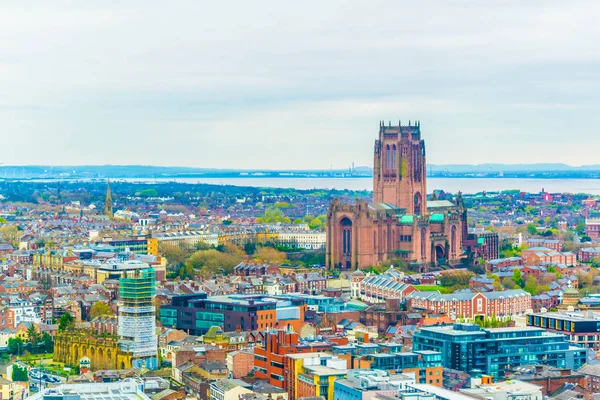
top-left (428, 163), bottom-right (600, 173)
top-left (3, 163), bottom-right (600, 180)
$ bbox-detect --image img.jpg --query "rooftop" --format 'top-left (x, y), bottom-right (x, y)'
top-left (28, 379), bottom-right (151, 400)
top-left (528, 310), bottom-right (600, 322)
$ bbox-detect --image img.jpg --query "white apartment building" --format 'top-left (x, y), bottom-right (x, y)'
top-left (278, 231), bottom-right (326, 250)
top-left (153, 230), bottom-right (219, 247)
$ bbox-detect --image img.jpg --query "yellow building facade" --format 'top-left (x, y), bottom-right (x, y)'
top-left (147, 238), bottom-right (159, 256)
top-left (54, 330), bottom-right (132, 371)
top-left (33, 251), bottom-right (65, 269)
top-left (287, 353), bottom-right (347, 400)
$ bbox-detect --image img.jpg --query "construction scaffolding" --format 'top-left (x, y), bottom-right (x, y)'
top-left (118, 267), bottom-right (158, 369)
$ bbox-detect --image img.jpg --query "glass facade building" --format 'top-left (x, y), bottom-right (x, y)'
top-left (412, 323), bottom-right (586, 378)
top-left (160, 294), bottom-right (281, 335)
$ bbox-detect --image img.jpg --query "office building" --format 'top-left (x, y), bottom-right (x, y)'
top-left (254, 330), bottom-right (347, 389)
top-left (285, 352), bottom-right (347, 400)
top-left (412, 323), bottom-right (586, 379)
top-left (160, 294), bottom-right (309, 335)
top-left (527, 310), bottom-right (600, 351)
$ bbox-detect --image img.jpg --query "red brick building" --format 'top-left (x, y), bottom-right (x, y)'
top-left (90, 316), bottom-right (118, 335)
top-left (326, 121), bottom-right (467, 270)
top-left (0, 244), bottom-right (13, 255)
top-left (407, 289), bottom-right (531, 319)
top-left (174, 345), bottom-right (226, 368)
top-left (521, 247), bottom-right (576, 266)
top-left (226, 348), bottom-right (254, 379)
top-left (525, 238), bottom-right (561, 252)
top-left (485, 257), bottom-right (523, 272)
top-left (586, 212), bottom-right (600, 240)
top-left (505, 366), bottom-right (587, 397)
top-left (254, 330), bottom-right (346, 389)
top-left (579, 247), bottom-right (600, 263)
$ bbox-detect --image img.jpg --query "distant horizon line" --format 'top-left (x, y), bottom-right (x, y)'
top-left (3, 162), bottom-right (600, 170)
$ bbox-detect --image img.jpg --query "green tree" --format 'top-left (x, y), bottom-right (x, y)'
top-left (576, 219), bottom-right (586, 235)
top-left (178, 263), bottom-right (195, 279)
top-left (274, 202), bottom-right (292, 209)
top-left (27, 324), bottom-right (42, 353)
top-left (254, 247), bottom-right (287, 264)
top-left (188, 248), bottom-right (244, 275)
top-left (440, 271), bottom-right (474, 288)
top-left (7, 337), bottom-right (24, 355)
top-left (41, 332), bottom-right (54, 354)
top-left (524, 275), bottom-right (537, 294)
top-left (11, 364), bottom-right (28, 382)
top-left (194, 241), bottom-right (212, 251)
top-left (0, 225), bottom-right (19, 247)
top-left (160, 243), bottom-right (194, 265)
top-left (308, 216), bottom-right (326, 230)
top-left (512, 268), bottom-right (524, 287)
top-left (535, 285), bottom-right (550, 295)
top-left (89, 302), bottom-right (114, 320)
top-left (58, 312), bottom-right (75, 332)
top-left (243, 241), bottom-right (257, 255)
top-left (139, 188), bottom-right (158, 197)
top-left (502, 277), bottom-right (517, 289)
top-left (526, 224), bottom-right (538, 236)
top-left (524, 205), bottom-right (536, 216)
top-left (257, 206), bottom-right (291, 224)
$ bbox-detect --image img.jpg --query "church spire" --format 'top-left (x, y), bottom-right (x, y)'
top-left (104, 179), bottom-right (113, 218)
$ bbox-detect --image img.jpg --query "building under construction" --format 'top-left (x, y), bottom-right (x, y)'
top-left (118, 264), bottom-right (158, 370)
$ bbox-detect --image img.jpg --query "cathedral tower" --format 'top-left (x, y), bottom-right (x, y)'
top-left (326, 119), bottom-right (465, 270)
top-left (373, 120), bottom-right (427, 216)
top-left (104, 179), bottom-right (113, 218)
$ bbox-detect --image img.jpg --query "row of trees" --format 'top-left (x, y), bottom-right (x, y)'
top-left (254, 206), bottom-right (327, 230)
top-left (6, 312), bottom-right (77, 357)
top-left (439, 271), bottom-right (474, 292)
top-left (487, 269), bottom-right (550, 295)
top-left (7, 326), bottom-right (54, 356)
top-left (163, 240), bottom-right (291, 280)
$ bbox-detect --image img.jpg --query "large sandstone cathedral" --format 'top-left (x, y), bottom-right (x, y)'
top-left (326, 120), bottom-right (467, 270)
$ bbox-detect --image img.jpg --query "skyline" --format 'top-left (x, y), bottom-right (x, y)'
top-left (2, 1), bottom-right (600, 168)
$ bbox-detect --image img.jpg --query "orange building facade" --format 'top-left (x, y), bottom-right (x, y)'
top-left (254, 330), bottom-right (347, 389)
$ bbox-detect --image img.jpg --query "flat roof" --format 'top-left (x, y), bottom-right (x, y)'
top-left (528, 311), bottom-right (600, 322)
top-left (286, 352), bottom-right (332, 359)
top-left (304, 365), bottom-right (347, 375)
top-left (408, 384), bottom-right (475, 400)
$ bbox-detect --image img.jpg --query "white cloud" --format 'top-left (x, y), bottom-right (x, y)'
top-left (0, 0), bottom-right (599, 167)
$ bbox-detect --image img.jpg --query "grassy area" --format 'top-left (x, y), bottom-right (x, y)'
top-left (17, 353), bottom-right (54, 363)
top-left (413, 285), bottom-right (453, 294)
top-left (42, 364), bottom-right (72, 378)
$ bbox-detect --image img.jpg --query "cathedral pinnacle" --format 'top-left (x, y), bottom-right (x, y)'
top-left (104, 179), bottom-right (113, 218)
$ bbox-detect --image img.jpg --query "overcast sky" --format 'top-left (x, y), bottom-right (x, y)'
top-left (1, 1), bottom-right (599, 169)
